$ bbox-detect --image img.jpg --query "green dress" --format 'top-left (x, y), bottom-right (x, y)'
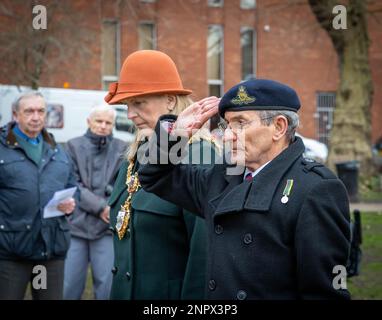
top-left (108, 139), bottom-right (216, 300)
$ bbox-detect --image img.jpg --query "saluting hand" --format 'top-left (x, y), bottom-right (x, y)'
top-left (173, 96), bottom-right (220, 138)
top-left (57, 197), bottom-right (76, 215)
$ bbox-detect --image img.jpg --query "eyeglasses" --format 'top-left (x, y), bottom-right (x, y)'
top-left (218, 116), bottom-right (274, 133)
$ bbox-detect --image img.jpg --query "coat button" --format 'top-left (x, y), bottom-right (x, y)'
top-left (214, 224), bottom-right (223, 235)
top-left (208, 279), bottom-right (216, 291)
top-left (0, 160), bottom-right (4, 164)
top-left (0, 225), bottom-right (5, 230)
top-left (126, 272), bottom-right (131, 280)
top-left (26, 225), bottom-right (31, 230)
top-left (237, 290), bottom-right (247, 300)
top-left (111, 266), bottom-right (118, 274)
top-left (243, 233), bottom-right (253, 244)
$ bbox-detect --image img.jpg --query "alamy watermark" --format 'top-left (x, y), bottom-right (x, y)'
top-left (332, 5), bottom-right (347, 30)
top-left (32, 265), bottom-right (47, 290)
top-left (31, 4), bottom-right (346, 31)
top-left (332, 265), bottom-right (347, 290)
top-left (135, 125), bottom-right (248, 176)
top-left (32, 5), bottom-right (47, 30)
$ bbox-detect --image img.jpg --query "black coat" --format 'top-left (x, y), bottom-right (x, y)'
top-left (138, 116), bottom-right (351, 300)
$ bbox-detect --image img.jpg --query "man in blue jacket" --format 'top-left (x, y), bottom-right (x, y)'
top-left (0, 91), bottom-right (77, 300)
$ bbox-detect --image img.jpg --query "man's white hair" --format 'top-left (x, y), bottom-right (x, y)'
top-left (88, 103), bottom-right (117, 120)
top-left (256, 110), bottom-right (300, 143)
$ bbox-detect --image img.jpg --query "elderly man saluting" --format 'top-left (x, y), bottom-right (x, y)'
top-left (0, 92), bottom-right (76, 300)
top-left (138, 79), bottom-right (351, 300)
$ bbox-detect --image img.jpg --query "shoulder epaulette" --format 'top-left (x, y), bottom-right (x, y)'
top-left (301, 158), bottom-right (336, 179)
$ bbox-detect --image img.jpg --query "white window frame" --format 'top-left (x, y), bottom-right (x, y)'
top-left (207, 24), bottom-right (224, 97)
top-left (101, 19), bottom-right (120, 89)
top-left (138, 21), bottom-right (157, 50)
top-left (240, 26), bottom-right (257, 80)
top-left (240, 0), bottom-right (256, 10)
top-left (208, 0), bottom-right (224, 8)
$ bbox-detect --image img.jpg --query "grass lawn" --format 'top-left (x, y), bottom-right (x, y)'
top-left (347, 212), bottom-right (382, 299)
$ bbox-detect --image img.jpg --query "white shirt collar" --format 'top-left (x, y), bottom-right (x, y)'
top-left (244, 160), bottom-right (271, 181)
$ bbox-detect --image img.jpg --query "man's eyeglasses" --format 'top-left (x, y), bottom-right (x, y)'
top-left (218, 116), bottom-right (274, 133)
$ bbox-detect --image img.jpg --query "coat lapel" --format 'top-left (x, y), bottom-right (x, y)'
top-left (208, 165), bottom-right (247, 218)
top-left (210, 137), bottom-right (305, 218)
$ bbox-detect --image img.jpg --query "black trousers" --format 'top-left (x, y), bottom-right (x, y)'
top-left (0, 259), bottom-right (64, 300)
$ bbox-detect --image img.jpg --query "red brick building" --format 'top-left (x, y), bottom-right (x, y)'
top-left (1, 0), bottom-right (381, 143)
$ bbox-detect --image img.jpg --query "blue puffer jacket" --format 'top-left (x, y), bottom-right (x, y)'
top-left (0, 122), bottom-right (78, 261)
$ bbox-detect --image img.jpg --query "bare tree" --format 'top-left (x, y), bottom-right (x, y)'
top-left (0, 0), bottom-right (96, 89)
top-left (308, 0), bottom-right (381, 177)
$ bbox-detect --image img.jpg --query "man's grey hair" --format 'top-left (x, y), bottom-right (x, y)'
top-left (88, 103), bottom-right (117, 120)
top-left (12, 91), bottom-right (45, 112)
top-left (256, 110), bottom-right (300, 143)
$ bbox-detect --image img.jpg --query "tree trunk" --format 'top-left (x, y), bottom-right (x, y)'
top-left (309, 0), bottom-right (374, 177)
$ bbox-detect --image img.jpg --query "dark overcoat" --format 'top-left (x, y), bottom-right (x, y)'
top-left (108, 139), bottom-right (216, 300)
top-left (138, 116), bottom-right (351, 300)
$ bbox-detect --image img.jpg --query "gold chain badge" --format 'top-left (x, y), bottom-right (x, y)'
top-left (115, 160), bottom-right (141, 240)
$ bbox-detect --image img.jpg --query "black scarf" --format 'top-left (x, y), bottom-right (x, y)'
top-left (85, 129), bottom-right (113, 150)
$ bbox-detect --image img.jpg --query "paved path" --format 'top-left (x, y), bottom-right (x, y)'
top-left (350, 202), bottom-right (382, 213)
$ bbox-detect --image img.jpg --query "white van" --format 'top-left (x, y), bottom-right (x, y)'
top-left (0, 84), bottom-right (136, 143)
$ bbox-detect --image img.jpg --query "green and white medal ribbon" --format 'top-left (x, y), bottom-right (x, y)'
top-left (281, 179), bottom-right (294, 204)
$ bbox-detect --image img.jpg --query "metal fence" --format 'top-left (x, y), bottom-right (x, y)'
top-left (316, 92), bottom-right (336, 146)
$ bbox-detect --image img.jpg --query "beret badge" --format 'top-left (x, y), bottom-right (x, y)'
top-left (230, 85), bottom-right (256, 105)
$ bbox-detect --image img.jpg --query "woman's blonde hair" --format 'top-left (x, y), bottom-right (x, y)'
top-left (126, 94), bottom-right (218, 161)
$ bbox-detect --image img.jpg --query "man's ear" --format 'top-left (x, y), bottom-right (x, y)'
top-left (12, 110), bottom-right (18, 122)
top-left (166, 95), bottom-right (176, 112)
top-left (272, 115), bottom-right (288, 141)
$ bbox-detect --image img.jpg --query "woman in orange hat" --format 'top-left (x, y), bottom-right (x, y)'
top-left (105, 50), bottom-right (220, 299)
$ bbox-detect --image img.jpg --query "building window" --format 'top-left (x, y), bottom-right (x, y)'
top-left (241, 0), bottom-right (256, 9)
top-left (207, 25), bottom-right (223, 97)
top-left (101, 20), bottom-right (120, 90)
top-left (208, 0), bottom-right (223, 7)
top-left (207, 25), bottom-right (223, 130)
top-left (241, 27), bottom-right (256, 80)
top-left (316, 92), bottom-right (336, 146)
top-left (138, 22), bottom-right (156, 50)
top-left (140, 0), bottom-right (156, 3)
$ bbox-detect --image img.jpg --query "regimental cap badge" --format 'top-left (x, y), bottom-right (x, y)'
top-left (230, 85), bottom-right (256, 105)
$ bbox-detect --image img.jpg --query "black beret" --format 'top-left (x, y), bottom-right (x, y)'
top-left (218, 79), bottom-right (301, 118)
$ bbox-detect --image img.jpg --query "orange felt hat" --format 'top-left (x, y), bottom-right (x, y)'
top-left (105, 50), bottom-right (192, 104)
